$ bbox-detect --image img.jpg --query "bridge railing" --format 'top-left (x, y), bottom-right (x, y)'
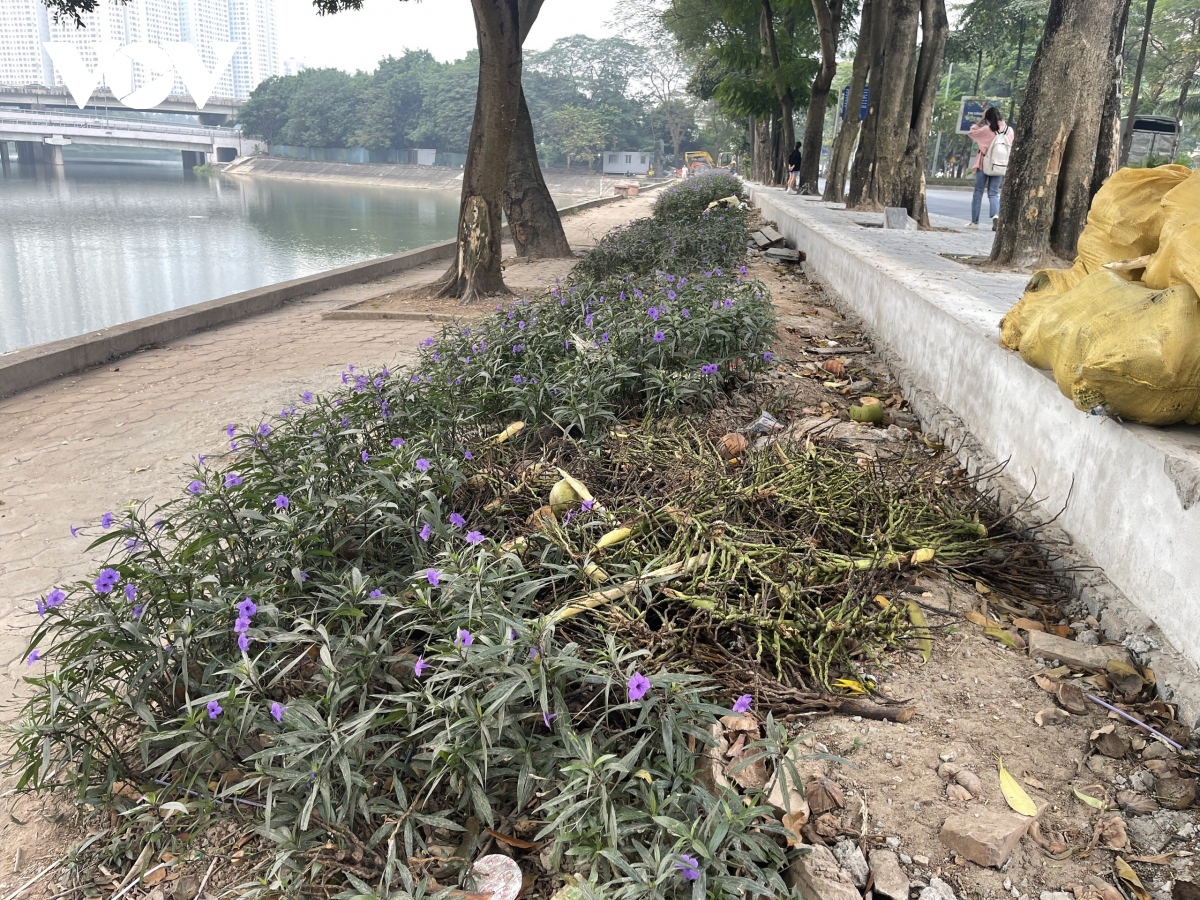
top-left (0, 109), bottom-right (240, 139)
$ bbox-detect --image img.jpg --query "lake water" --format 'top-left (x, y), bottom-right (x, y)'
top-left (0, 156), bottom-right (463, 355)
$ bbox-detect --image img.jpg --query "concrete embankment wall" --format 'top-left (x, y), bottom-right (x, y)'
top-left (747, 185), bottom-right (1200, 721)
top-left (223, 156), bottom-right (630, 200)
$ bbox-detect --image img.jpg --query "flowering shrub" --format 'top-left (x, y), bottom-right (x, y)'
top-left (652, 171), bottom-right (746, 223)
top-left (16, 201), bottom-right (794, 898)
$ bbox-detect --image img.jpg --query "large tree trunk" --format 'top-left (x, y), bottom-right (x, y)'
top-left (751, 114), bottom-right (773, 182)
top-left (824, 0), bottom-right (875, 202)
top-left (503, 89), bottom-right (570, 258)
top-left (772, 107), bottom-right (787, 184)
top-left (1088, 0), bottom-right (1132, 203)
top-left (897, 0), bottom-right (949, 227)
top-left (847, 0), bottom-right (921, 211)
top-left (1117, 0), bottom-right (1156, 166)
top-left (435, 0), bottom-right (523, 302)
top-left (761, 0), bottom-right (796, 180)
top-left (991, 0), bottom-right (1130, 268)
top-left (798, 0), bottom-right (844, 193)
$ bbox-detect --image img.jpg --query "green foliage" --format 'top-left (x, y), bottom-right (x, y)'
top-left (236, 75), bottom-right (297, 144)
top-left (545, 105), bottom-right (610, 169)
top-left (277, 68), bottom-right (369, 149)
top-left (17, 200), bottom-right (784, 898)
top-left (652, 172), bottom-right (745, 221)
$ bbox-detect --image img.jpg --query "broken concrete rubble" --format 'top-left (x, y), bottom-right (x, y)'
top-left (939, 808), bottom-right (1032, 867)
top-left (786, 844), bottom-right (862, 900)
top-left (868, 849), bottom-right (909, 900)
top-left (1026, 631), bottom-right (1133, 671)
top-left (833, 840), bottom-right (870, 889)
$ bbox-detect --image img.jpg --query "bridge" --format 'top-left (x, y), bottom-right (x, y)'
top-left (0, 84), bottom-right (241, 125)
top-left (0, 108), bottom-right (247, 170)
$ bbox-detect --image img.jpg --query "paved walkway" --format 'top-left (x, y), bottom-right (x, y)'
top-left (0, 270), bottom-right (449, 706)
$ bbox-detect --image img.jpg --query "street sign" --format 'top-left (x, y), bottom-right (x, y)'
top-left (841, 85), bottom-right (869, 122)
top-left (956, 97), bottom-right (1008, 134)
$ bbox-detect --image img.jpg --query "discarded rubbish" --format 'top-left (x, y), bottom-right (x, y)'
top-left (1086, 693), bottom-right (1184, 751)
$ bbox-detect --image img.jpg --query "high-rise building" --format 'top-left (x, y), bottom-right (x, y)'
top-left (0, 0), bottom-right (275, 99)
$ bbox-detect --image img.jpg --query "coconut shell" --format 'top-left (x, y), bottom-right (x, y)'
top-left (718, 432), bottom-right (748, 460)
top-left (849, 403), bottom-right (884, 424)
top-left (548, 479), bottom-right (580, 514)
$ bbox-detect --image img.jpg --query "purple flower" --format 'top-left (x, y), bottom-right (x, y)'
top-left (724, 298), bottom-right (733, 308)
top-left (543, 711), bottom-right (557, 729)
top-left (449, 513), bottom-right (466, 529)
top-left (124, 583), bottom-right (137, 602)
top-left (226, 423), bottom-right (236, 437)
top-left (225, 473), bottom-right (244, 489)
top-left (26, 650), bottom-right (41, 665)
top-left (258, 423), bottom-right (272, 436)
top-left (206, 700), bottom-right (223, 720)
top-left (238, 598), bottom-right (257, 619)
top-left (627, 672), bottom-right (651, 702)
top-left (647, 306), bottom-right (660, 321)
top-left (46, 589), bottom-right (66, 609)
top-left (234, 616), bottom-right (251, 634)
top-left (198, 454), bottom-right (208, 468)
top-left (513, 374), bottom-right (523, 384)
top-left (230, 440), bottom-right (238, 451)
top-left (682, 308), bottom-right (690, 319)
top-left (667, 290), bottom-right (677, 300)
top-left (361, 450), bottom-right (369, 463)
top-left (70, 525), bottom-right (81, 537)
top-left (701, 363), bottom-right (718, 376)
top-left (426, 569), bottom-right (441, 587)
top-left (415, 458), bottom-right (430, 473)
top-left (94, 568), bottom-right (120, 594)
top-left (274, 494), bottom-right (290, 510)
top-left (601, 332), bottom-right (609, 343)
top-left (237, 633), bottom-right (251, 653)
top-left (298, 571), bottom-right (308, 583)
top-left (457, 628), bottom-right (473, 647)
top-left (187, 480), bottom-right (204, 495)
top-left (653, 331), bottom-right (665, 343)
top-left (732, 694), bottom-right (753, 714)
top-left (419, 523), bottom-right (433, 542)
top-left (465, 530), bottom-right (484, 546)
top-left (529, 647), bottom-right (539, 660)
top-left (302, 391), bottom-right (313, 404)
top-left (581, 500), bottom-right (595, 513)
top-left (132, 604), bottom-right (145, 619)
top-left (763, 351), bottom-right (773, 361)
top-left (464, 450), bottom-right (474, 461)
top-left (675, 854), bottom-right (700, 881)
top-left (391, 437), bottom-right (406, 448)
top-left (340, 418), bottom-right (350, 428)
top-left (518, 320), bottom-right (526, 330)
top-left (414, 657), bottom-right (429, 677)
top-left (585, 314), bottom-right (594, 328)
top-left (270, 701), bottom-right (286, 723)
top-left (101, 512), bottom-right (114, 529)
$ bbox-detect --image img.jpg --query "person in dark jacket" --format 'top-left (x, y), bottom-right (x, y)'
top-left (786, 142), bottom-right (802, 194)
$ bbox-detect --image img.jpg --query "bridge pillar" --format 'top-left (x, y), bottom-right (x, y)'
top-left (182, 150), bottom-right (207, 169)
top-left (47, 143), bottom-right (64, 168)
top-left (0, 142), bottom-right (9, 176)
top-left (15, 141), bottom-right (38, 167)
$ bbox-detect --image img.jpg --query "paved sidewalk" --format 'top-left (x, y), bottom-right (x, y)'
top-left (0, 273), bottom-right (446, 708)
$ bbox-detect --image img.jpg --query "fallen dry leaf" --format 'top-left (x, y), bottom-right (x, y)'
top-left (965, 610), bottom-right (990, 627)
top-left (998, 757), bottom-right (1037, 816)
top-left (1130, 852), bottom-right (1176, 865)
top-left (1115, 857), bottom-right (1151, 900)
top-left (820, 358), bottom-right (847, 378)
top-left (1012, 617), bottom-right (1045, 632)
top-left (1033, 673), bottom-right (1059, 693)
top-left (1029, 819), bottom-right (1070, 856)
top-left (1057, 682), bottom-right (1090, 715)
top-left (1098, 816), bottom-right (1128, 850)
top-left (1155, 775), bottom-right (1197, 810)
top-left (781, 811), bottom-right (806, 848)
top-left (1022, 774), bottom-right (1046, 790)
top-left (486, 828), bottom-right (539, 850)
top-left (806, 776), bottom-right (844, 816)
top-left (1036, 707), bottom-right (1072, 727)
top-left (1117, 790), bottom-right (1159, 816)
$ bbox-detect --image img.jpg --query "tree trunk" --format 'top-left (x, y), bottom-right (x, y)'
top-left (761, 0), bottom-right (796, 177)
top-left (772, 106), bottom-right (787, 184)
top-left (752, 114), bottom-right (773, 182)
top-left (1171, 63), bottom-right (1197, 159)
top-left (1089, 0), bottom-right (1132, 203)
top-left (897, 0), bottom-right (949, 227)
top-left (847, 0), bottom-right (889, 207)
top-left (799, 0), bottom-right (844, 193)
top-left (990, 0), bottom-right (1130, 268)
top-left (1118, 0), bottom-right (1156, 166)
top-left (824, 0), bottom-right (875, 202)
top-left (503, 89), bottom-right (569, 259)
top-left (847, 0), bottom-right (921, 211)
top-left (435, 0), bottom-right (523, 302)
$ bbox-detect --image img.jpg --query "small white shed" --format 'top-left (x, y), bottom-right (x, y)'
top-left (602, 151), bottom-right (650, 175)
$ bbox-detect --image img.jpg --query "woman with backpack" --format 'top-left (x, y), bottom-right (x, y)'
top-left (966, 104), bottom-right (1013, 230)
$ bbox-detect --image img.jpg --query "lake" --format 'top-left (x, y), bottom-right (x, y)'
top-left (0, 155), bottom-right (462, 355)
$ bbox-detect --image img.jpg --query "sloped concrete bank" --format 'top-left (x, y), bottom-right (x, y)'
top-left (223, 156), bottom-right (642, 200)
top-left (748, 185), bottom-right (1200, 724)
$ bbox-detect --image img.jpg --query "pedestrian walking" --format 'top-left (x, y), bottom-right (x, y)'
top-left (966, 105), bottom-right (1013, 230)
top-left (786, 142), bottom-right (802, 194)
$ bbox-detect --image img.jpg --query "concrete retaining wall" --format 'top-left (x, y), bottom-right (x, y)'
top-left (748, 186), bottom-right (1200, 713)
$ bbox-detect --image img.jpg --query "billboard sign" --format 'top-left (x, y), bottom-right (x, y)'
top-left (956, 97), bottom-right (1009, 134)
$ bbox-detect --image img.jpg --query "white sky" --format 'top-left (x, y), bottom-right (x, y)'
top-left (275, 0), bottom-right (625, 72)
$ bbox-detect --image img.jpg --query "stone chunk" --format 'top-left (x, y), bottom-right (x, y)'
top-left (884, 207), bottom-right (918, 231)
top-left (868, 849), bottom-right (909, 900)
top-left (833, 840), bottom-right (870, 889)
top-left (1026, 630), bottom-right (1132, 671)
top-left (786, 844), bottom-right (863, 900)
top-left (1040, 893), bottom-right (1074, 900)
top-left (939, 809), bottom-right (1032, 867)
top-left (920, 877), bottom-right (958, 900)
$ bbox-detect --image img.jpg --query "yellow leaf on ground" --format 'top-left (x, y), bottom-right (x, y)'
top-left (1073, 785), bottom-right (1107, 810)
top-left (1115, 857), bottom-right (1151, 900)
top-left (911, 548), bottom-right (935, 564)
top-left (965, 610), bottom-right (989, 627)
top-left (832, 678), bottom-right (869, 695)
top-left (873, 594), bottom-right (891, 609)
top-left (906, 600), bottom-right (932, 664)
top-left (998, 757), bottom-right (1038, 816)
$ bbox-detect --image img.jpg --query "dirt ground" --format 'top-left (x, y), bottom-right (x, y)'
top-left (1, 203), bottom-right (1195, 900)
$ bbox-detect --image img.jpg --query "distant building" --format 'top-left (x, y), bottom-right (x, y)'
top-left (0, 0), bottom-right (278, 99)
top-left (603, 151), bottom-right (650, 176)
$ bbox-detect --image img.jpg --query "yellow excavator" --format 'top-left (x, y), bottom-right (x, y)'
top-left (683, 151), bottom-right (738, 173)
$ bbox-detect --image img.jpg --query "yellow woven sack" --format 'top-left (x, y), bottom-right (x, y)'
top-left (999, 268), bottom-right (1085, 349)
top-left (1143, 170), bottom-right (1200, 291)
top-left (1018, 270), bottom-right (1200, 425)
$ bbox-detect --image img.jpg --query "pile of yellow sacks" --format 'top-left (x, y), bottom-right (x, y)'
top-left (1000, 166), bottom-right (1200, 425)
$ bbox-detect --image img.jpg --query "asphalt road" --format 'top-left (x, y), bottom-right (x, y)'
top-left (925, 187), bottom-right (974, 223)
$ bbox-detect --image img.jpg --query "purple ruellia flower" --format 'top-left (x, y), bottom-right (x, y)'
top-left (543, 711), bottom-right (557, 728)
top-left (529, 647), bottom-right (539, 660)
top-left (732, 694), bottom-right (753, 714)
top-left (361, 450), bottom-right (369, 463)
top-left (415, 458), bottom-right (430, 472)
top-left (270, 701), bottom-right (286, 723)
top-left (225, 473), bottom-right (243, 487)
top-left (369, 589), bottom-right (383, 598)
top-left (421, 336), bottom-right (435, 348)
top-left (701, 363), bottom-right (718, 376)
top-left (391, 437), bottom-right (406, 448)
top-left (132, 604), bottom-right (145, 619)
top-left (124, 583), bottom-right (137, 602)
top-left (198, 454), bottom-right (207, 467)
top-left (513, 374), bottom-right (523, 384)
top-left (667, 290), bottom-right (677, 300)
top-left (238, 598), bottom-right (257, 619)
top-left (298, 571), bottom-right (308, 583)
top-left (230, 440), bottom-right (238, 451)
top-left (26, 650), bottom-right (41, 665)
top-left (449, 513), bottom-right (465, 529)
top-left (226, 423), bottom-right (236, 437)
top-left (464, 450), bottom-right (474, 460)
top-left (187, 480), bottom-right (204, 495)
top-left (456, 628), bottom-right (473, 647)
top-left (581, 500), bottom-right (595, 513)
top-left (237, 633), bottom-right (251, 652)
top-left (724, 298), bottom-right (733, 308)
top-left (94, 568), bottom-right (120, 594)
top-left (653, 331), bottom-right (665, 343)
top-left (419, 523), bottom-right (433, 542)
top-left (275, 494), bottom-right (290, 510)
top-left (46, 589), bottom-right (66, 609)
top-left (101, 512), bottom-right (114, 529)
top-left (70, 525), bottom-right (81, 537)
top-left (234, 616), bottom-right (251, 634)
top-left (426, 569), bottom-right (441, 587)
top-left (414, 657), bottom-right (429, 677)
top-left (627, 672), bottom-right (651, 702)
top-left (674, 854), bottom-right (700, 881)
top-left (258, 423), bottom-right (272, 436)
top-left (601, 332), bottom-right (609, 343)
top-left (682, 308), bottom-right (691, 318)
top-left (647, 306), bottom-right (660, 321)
top-left (465, 530), bottom-right (484, 546)
top-left (302, 391), bottom-right (313, 404)
top-left (206, 700), bottom-right (223, 720)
